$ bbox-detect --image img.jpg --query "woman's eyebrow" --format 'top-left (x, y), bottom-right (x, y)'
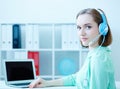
top-left (76, 25), bottom-right (81, 29)
top-left (77, 23), bottom-right (91, 27)
top-left (84, 23), bottom-right (92, 26)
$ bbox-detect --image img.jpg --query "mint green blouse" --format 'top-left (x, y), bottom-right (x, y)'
top-left (63, 47), bottom-right (116, 89)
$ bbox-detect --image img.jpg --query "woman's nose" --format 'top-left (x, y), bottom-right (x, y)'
top-left (79, 29), bottom-right (86, 36)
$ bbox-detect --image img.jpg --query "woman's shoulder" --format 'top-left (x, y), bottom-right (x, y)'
top-left (91, 46), bottom-right (111, 59)
top-left (90, 47), bottom-right (114, 71)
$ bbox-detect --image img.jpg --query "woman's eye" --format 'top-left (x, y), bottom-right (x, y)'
top-left (86, 26), bottom-right (92, 29)
top-left (77, 26), bottom-right (81, 30)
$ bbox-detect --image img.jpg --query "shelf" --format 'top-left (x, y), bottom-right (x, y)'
top-left (0, 23), bottom-right (88, 80)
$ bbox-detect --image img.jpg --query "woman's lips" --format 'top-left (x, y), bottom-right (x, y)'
top-left (81, 38), bottom-right (88, 42)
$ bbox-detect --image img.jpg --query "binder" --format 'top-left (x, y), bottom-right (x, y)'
top-left (1, 24), bottom-right (12, 50)
top-left (0, 55), bottom-right (1, 77)
top-left (20, 25), bottom-right (26, 49)
top-left (33, 25), bottom-right (39, 49)
top-left (62, 24), bottom-right (75, 49)
top-left (26, 24), bottom-right (33, 49)
top-left (0, 24), bottom-right (1, 48)
top-left (12, 24), bottom-right (21, 48)
top-left (1, 24), bottom-right (7, 49)
top-left (26, 24), bottom-right (39, 49)
top-left (62, 24), bottom-right (80, 49)
top-left (7, 25), bottom-right (12, 49)
top-left (68, 25), bottom-right (73, 49)
top-left (62, 25), bottom-right (68, 49)
top-left (72, 25), bottom-right (80, 49)
top-left (28, 51), bottom-right (40, 76)
top-left (14, 51), bottom-right (27, 59)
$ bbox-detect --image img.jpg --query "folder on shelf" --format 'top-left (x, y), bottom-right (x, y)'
top-left (62, 25), bottom-right (69, 49)
top-left (68, 25), bottom-right (73, 49)
top-left (14, 51), bottom-right (28, 59)
top-left (26, 24), bottom-right (39, 49)
top-left (7, 25), bottom-right (13, 49)
top-left (33, 25), bottom-right (39, 49)
top-left (20, 25), bottom-right (26, 49)
top-left (28, 51), bottom-right (40, 76)
top-left (62, 24), bottom-right (80, 49)
top-left (12, 24), bottom-right (21, 48)
top-left (26, 25), bottom-right (33, 49)
top-left (1, 24), bottom-right (12, 49)
top-left (72, 25), bottom-right (80, 49)
top-left (1, 25), bottom-right (7, 49)
top-left (0, 58), bottom-right (1, 78)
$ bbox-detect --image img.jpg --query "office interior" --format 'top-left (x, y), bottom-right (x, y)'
top-left (0, 0), bottom-right (120, 88)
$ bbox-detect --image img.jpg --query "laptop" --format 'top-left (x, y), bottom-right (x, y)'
top-left (3, 59), bottom-right (36, 88)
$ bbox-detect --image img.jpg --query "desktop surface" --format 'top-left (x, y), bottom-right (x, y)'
top-left (0, 80), bottom-right (76, 89)
top-left (0, 80), bottom-right (120, 89)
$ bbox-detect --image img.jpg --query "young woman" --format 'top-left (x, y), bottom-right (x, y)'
top-left (29, 8), bottom-right (116, 89)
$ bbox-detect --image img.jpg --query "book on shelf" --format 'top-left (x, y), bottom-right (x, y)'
top-left (12, 24), bottom-right (21, 48)
top-left (28, 51), bottom-right (40, 76)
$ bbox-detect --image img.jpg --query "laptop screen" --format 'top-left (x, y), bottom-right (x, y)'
top-left (5, 61), bottom-right (35, 81)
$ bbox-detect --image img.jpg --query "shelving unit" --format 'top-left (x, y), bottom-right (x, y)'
top-left (0, 23), bottom-right (88, 80)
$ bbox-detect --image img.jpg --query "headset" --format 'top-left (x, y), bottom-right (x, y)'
top-left (98, 9), bottom-right (108, 36)
top-left (89, 9), bottom-right (108, 46)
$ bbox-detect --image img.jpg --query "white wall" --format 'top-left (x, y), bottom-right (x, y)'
top-left (0, 0), bottom-right (120, 80)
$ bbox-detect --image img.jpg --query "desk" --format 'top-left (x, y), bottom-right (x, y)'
top-left (0, 80), bottom-right (120, 89)
top-left (0, 80), bottom-right (76, 89)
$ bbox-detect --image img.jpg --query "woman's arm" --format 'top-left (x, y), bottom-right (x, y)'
top-left (29, 77), bottom-right (64, 88)
top-left (29, 73), bottom-right (77, 88)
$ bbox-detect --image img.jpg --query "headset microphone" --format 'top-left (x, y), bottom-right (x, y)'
top-left (88, 34), bottom-right (101, 46)
top-left (88, 27), bottom-right (108, 46)
top-left (89, 9), bottom-right (108, 46)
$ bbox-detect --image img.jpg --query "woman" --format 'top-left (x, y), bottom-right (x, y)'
top-left (29, 8), bottom-right (116, 89)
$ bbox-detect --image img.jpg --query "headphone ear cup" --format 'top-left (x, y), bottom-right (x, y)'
top-left (99, 23), bottom-right (108, 36)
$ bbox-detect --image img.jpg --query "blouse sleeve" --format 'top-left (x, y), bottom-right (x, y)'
top-left (62, 74), bottom-right (77, 86)
top-left (89, 53), bottom-right (110, 89)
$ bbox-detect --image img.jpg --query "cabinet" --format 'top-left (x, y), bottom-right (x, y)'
top-left (0, 23), bottom-right (88, 80)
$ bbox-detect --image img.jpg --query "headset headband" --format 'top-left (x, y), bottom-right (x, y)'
top-left (97, 9), bottom-right (108, 36)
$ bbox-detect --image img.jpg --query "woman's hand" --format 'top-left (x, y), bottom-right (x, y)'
top-left (28, 77), bottom-right (48, 88)
top-left (29, 77), bottom-right (64, 88)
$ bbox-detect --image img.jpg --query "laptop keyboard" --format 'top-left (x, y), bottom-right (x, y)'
top-left (11, 82), bottom-right (30, 88)
top-left (12, 82), bottom-right (30, 86)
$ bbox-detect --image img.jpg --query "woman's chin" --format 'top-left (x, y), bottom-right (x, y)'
top-left (82, 43), bottom-right (89, 46)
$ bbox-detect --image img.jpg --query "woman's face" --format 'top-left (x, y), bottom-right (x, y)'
top-left (77, 14), bottom-right (100, 48)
